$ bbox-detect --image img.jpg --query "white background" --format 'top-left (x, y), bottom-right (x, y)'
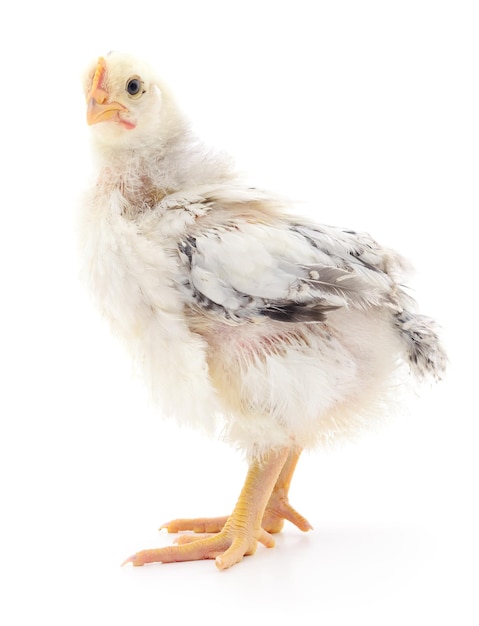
top-left (1, 1), bottom-right (477, 624)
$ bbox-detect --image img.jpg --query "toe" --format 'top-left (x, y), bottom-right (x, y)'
top-left (263, 499), bottom-right (312, 533)
top-left (215, 538), bottom-right (252, 570)
top-left (160, 516), bottom-right (228, 534)
top-left (174, 533), bottom-right (215, 545)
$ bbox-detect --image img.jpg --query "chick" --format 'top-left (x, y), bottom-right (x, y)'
top-left (81, 52), bottom-right (446, 570)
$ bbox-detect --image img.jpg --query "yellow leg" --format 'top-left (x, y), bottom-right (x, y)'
top-left (123, 447), bottom-right (289, 570)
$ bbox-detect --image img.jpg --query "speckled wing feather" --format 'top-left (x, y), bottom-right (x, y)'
top-left (177, 216), bottom-right (406, 324)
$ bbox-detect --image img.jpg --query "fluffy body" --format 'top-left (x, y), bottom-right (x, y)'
top-left (81, 52), bottom-right (446, 458)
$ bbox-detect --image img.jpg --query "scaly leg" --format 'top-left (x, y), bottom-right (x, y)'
top-left (262, 447), bottom-right (313, 533)
top-left (123, 447), bottom-right (289, 570)
top-left (162, 447), bottom-right (312, 535)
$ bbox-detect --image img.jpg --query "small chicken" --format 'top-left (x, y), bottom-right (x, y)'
top-left (81, 52), bottom-right (446, 570)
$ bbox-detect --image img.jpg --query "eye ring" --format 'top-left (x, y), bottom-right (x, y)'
top-left (126, 76), bottom-right (145, 98)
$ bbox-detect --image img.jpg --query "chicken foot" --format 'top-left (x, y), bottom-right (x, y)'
top-left (123, 447), bottom-right (289, 570)
top-left (161, 448), bottom-right (312, 536)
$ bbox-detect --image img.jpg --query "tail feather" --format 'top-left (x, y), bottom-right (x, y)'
top-left (395, 311), bottom-right (447, 380)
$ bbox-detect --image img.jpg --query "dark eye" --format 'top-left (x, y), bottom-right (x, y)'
top-left (126, 77), bottom-right (144, 97)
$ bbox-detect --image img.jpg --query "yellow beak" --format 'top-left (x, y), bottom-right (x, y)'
top-left (86, 56), bottom-right (128, 125)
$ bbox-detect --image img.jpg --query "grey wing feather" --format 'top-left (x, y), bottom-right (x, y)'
top-left (177, 219), bottom-right (407, 323)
